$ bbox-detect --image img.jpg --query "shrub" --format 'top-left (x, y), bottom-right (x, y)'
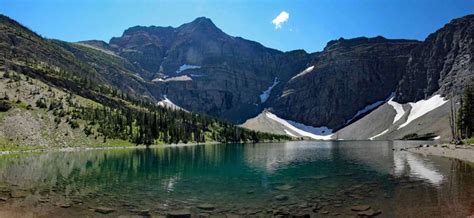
top-left (69, 120), bottom-right (79, 129)
top-left (35, 97), bottom-right (47, 108)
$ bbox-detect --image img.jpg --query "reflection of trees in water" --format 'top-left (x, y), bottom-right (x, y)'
top-left (0, 145), bottom-right (235, 196)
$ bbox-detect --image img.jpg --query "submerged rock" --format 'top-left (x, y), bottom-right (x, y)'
top-left (274, 195), bottom-right (289, 201)
top-left (357, 209), bottom-right (381, 217)
top-left (197, 203), bottom-right (215, 210)
top-left (57, 202), bottom-right (72, 208)
top-left (275, 184), bottom-right (295, 191)
top-left (291, 213), bottom-right (310, 218)
top-left (94, 207), bottom-right (116, 214)
top-left (351, 205), bottom-right (371, 211)
top-left (167, 209), bottom-right (191, 218)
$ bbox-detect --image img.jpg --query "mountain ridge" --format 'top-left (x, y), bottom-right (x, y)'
top-left (1, 13), bottom-right (473, 141)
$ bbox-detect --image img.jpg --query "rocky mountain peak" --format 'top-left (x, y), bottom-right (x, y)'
top-left (177, 16), bottom-right (225, 38)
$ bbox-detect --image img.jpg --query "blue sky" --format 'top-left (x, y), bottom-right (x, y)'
top-left (1, 0), bottom-right (473, 52)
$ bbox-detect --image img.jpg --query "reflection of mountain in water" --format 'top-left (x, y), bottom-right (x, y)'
top-left (243, 141), bottom-right (334, 173)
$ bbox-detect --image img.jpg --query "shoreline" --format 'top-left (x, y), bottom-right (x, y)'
top-left (0, 140), bottom-right (292, 155)
top-left (407, 144), bottom-right (474, 164)
top-left (0, 141), bottom-right (221, 155)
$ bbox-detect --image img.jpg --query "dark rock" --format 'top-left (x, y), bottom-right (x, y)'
top-left (167, 210), bottom-right (192, 218)
top-left (197, 204), bottom-right (215, 210)
top-left (0, 100), bottom-right (11, 112)
top-left (291, 213), bottom-right (310, 218)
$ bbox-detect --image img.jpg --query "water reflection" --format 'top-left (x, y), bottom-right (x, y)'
top-left (0, 142), bottom-right (472, 216)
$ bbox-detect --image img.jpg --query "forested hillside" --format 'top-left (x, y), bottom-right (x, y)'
top-left (0, 15), bottom-right (290, 149)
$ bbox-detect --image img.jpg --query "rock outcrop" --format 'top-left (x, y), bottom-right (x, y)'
top-left (396, 15), bottom-right (474, 102)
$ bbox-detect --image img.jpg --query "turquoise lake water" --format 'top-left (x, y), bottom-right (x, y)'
top-left (0, 141), bottom-right (472, 217)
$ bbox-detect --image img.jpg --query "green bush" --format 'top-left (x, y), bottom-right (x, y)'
top-left (35, 97), bottom-right (47, 108)
top-left (69, 120), bottom-right (79, 129)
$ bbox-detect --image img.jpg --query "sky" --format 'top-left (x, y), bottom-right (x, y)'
top-left (1, 0), bottom-right (473, 52)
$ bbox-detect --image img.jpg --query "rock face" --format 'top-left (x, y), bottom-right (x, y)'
top-left (109, 17), bottom-right (308, 122)
top-left (271, 37), bottom-right (420, 129)
top-left (396, 15), bottom-right (474, 103)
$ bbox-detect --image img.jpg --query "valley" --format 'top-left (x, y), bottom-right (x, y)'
top-left (0, 1), bottom-right (473, 217)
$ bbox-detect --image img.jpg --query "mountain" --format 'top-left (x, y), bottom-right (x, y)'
top-left (0, 14), bottom-right (289, 149)
top-left (396, 15), bottom-right (474, 102)
top-left (244, 14), bottom-right (474, 140)
top-left (107, 17), bottom-right (310, 122)
top-left (1, 13), bottom-right (473, 143)
top-left (270, 36), bottom-right (420, 129)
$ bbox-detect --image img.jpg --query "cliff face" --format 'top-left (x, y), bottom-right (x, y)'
top-left (270, 37), bottom-right (420, 129)
top-left (396, 15), bottom-right (474, 102)
top-left (109, 17), bottom-right (310, 122)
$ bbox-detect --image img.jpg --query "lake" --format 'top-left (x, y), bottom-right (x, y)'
top-left (0, 141), bottom-right (473, 217)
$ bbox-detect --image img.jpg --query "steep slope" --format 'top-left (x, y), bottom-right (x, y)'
top-left (0, 15), bottom-right (290, 149)
top-left (0, 15), bottom-right (155, 101)
top-left (334, 95), bottom-right (451, 141)
top-left (271, 37), bottom-right (420, 129)
top-left (108, 17), bottom-right (310, 123)
top-left (241, 110), bottom-right (332, 140)
top-left (396, 15), bottom-right (474, 102)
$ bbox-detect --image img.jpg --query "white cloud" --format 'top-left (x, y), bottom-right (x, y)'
top-left (272, 11), bottom-right (289, 29)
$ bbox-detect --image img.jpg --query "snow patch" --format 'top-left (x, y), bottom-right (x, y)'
top-left (265, 111), bottom-right (333, 140)
top-left (398, 95), bottom-right (447, 129)
top-left (291, 66), bottom-right (315, 80)
top-left (176, 64), bottom-right (201, 74)
top-left (189, 74), bottom-right (207, 77)
top-left (152, 77), bottom-right (165, 82)
top-left (387, 98), bottom-right (405, 124)
top-left (153, 75), bottom-right (193, 82)
top-left (283, 129), bottom-right (297, 137)
top-left (259, 77), bottom-right (279, 103)
top-left (157, 95), bottom-right (186, 111)
top-left (369, 129), bottom-right (389, 140)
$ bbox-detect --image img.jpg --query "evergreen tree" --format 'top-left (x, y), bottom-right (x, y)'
top-left (458, 83), bottom-right (474, 138)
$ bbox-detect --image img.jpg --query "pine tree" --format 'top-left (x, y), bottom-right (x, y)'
top-left (458, 83), bottom-right (474, 139)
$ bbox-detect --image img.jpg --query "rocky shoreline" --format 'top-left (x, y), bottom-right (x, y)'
top-left (407, 143), bottom-right (474, 164)
top-left (0, 182), bottom-right (386, 218)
